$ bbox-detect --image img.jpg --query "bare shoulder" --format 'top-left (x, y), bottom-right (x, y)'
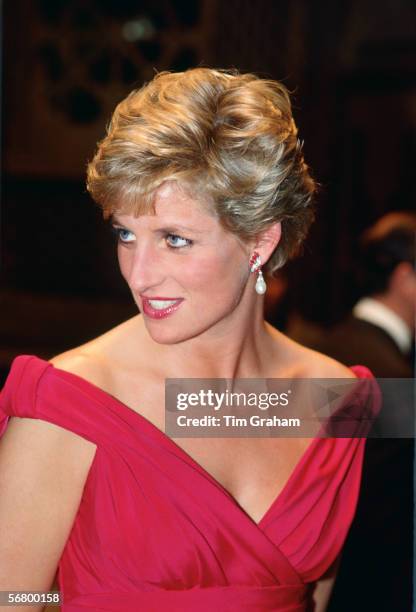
top-left (274, 332), bottom-right (356, 379)
top-left (302, 346), bottom-right (357, 379)
top-left (49, 348), bottom-right (110, 391)
top-left (49, 314), bottom-right (143, 391)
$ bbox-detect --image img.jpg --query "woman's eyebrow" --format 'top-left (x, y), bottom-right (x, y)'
top-left (109, 215), bottom-right (204, 235)
top-left (157, 224), bottom-right (204, 235)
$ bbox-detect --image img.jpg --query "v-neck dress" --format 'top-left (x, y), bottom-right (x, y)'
top-left (0, 355), bottom-right (380, 611)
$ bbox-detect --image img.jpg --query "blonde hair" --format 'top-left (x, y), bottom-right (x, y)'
top-left (87, 67), bottom-right (316, 274)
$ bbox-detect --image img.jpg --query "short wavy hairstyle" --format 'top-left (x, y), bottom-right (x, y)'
top-left (87, 67), bottom-right (316, 274)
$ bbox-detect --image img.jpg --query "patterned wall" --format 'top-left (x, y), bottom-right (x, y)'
top-left (4, 0), bottom-right (217, 177)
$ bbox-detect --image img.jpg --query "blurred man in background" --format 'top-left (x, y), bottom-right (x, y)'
top-left (317, 211), bottom-right (415, 378)
top-left (322, 211), bottom-right (415, 612)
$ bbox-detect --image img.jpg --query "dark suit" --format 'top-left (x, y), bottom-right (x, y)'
top-left (314, 314), bottom-right (413, 378)
top-left (314, 315), bottom-right (414, 612)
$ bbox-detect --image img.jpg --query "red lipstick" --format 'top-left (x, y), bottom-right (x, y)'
top-left (141, 297), bottom-right (184, 319)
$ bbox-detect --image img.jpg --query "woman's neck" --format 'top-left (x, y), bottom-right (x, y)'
top-left (138, 298), bottom-right (278, 379)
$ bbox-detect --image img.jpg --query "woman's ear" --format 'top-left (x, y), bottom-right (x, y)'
top-left (252, 222), bottom-right (282, 264)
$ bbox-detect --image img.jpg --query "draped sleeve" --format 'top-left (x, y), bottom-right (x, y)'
top-left (1, 354), bottom-right (123, 449)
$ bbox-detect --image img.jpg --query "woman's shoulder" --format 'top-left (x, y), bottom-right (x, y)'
top-left (270, 329), bottom-right (358, 379)
top-left (49, 349), bottom-right (111, 393)
top-left (49, 314), bottom-right (143, 390)
top-left (298, 346), bottom-right (358, 379)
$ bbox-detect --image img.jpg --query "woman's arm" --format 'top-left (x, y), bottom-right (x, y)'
top-left (0, 417), bottom-right (96, 611)
top-left (310, 553), bottom-right (342, 612)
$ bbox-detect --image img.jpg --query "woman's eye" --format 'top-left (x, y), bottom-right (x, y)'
top-left (166, 234), bottom-right (193, 248)
top-left (111, 226), bottom-right (135, 243)
top-left (110, 227), bottom-right (192, 248)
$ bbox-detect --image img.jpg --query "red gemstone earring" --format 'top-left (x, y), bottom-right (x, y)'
top-left (249, 251), bottom-right (267, 295)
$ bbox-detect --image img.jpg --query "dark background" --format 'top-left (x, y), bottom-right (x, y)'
top-left (1, 0), bottom-right (415, 375)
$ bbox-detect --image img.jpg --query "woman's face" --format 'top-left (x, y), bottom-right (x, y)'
top-left (111, 181), bottom-right (254, 345)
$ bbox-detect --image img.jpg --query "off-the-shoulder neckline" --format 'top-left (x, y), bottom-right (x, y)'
top-left (10, 355), bottom-right (374, 530)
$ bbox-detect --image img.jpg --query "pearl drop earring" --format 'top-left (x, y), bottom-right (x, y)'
top-left (249, 251), bottom-right (267, 295)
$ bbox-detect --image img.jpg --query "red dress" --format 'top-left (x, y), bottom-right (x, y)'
top-left (0, 355), bottom-right (379, 611)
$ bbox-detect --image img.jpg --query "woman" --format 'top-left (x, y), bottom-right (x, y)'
top-left (0, 68), bottom-right (377, 611)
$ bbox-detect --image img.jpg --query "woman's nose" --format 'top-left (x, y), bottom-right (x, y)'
top-left (124, 243), bottom-right (166, 293)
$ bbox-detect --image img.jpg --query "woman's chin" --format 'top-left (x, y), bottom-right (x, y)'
top-left (143, 322), bottom-right (190, 345)
top-left (143, 318), bottom-right (215, 346)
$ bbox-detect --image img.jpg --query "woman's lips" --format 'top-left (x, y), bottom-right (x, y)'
top-left (141, 297), bottom-right (184, 319)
